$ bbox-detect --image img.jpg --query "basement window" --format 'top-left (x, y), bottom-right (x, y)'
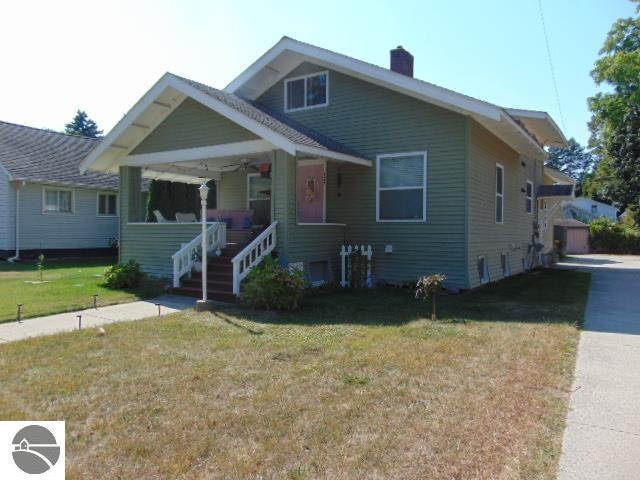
top-left (477, 255), bottom-right (489, 284)
top-left (285, 71), bottom-right (329, 112)
top-left (501, 252), bottom-right (511, 277)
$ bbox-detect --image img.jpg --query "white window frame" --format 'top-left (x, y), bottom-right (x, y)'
top-left (284, 71), bottom-right (330, 113)
top-left (526, 180), bottom-right (533, 215)
top-left (97, 191), bottom-right (119, 217)
top-left (495, 163), bottom-right (504, 224)
top-left (42, 187), bottom-right (75, 215)
top-left (478, 255), bottom-right (489, 284)
top-left (501, 252), bottom-right (511, 277)
top-left (376, 151), bottom-right (428, 223)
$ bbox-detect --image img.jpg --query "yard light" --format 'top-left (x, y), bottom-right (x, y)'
top-left (196, 181), bottom-right (213, 312)
top-left (17, 304), bottom-right (23, 322)
top-left (77, 315), bottom-right (82, 330)
top-left (93, 294), bottom-right (98, 309)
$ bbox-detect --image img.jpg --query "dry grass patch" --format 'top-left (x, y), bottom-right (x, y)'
top-left (0, 269), bottom-right (589, 479)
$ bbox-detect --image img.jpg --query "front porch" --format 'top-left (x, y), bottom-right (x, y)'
top-left (119, 148), bottom-right (362, 298)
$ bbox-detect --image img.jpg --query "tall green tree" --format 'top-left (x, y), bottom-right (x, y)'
top-left (546, 138), bottom-right (598, 195)
top-left (64, 110), bottom-right (103, 138)
top-left (587, 1), bottom-right (640, 210)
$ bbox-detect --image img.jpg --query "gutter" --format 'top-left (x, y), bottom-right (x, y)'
top-left (8, 181), bottom-right (25, 262)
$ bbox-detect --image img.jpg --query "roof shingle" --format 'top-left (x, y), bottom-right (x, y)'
top-left (0, 120), bottom-right (119, 189)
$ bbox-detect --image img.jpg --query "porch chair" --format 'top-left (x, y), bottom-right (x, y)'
top-left (153, 210), bottom-right (169, 223)
top-left (175, 212), bottom-right (197, 223)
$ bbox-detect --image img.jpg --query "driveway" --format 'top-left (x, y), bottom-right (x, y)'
top-left (557, 254), bottom-right (640, 479)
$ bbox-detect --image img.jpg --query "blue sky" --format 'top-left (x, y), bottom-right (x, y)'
top-left (0, 0), bottom-right (635, 146)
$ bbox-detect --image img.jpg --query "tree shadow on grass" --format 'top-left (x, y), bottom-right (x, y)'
top-left (217, 269), bottom-right (590, 328)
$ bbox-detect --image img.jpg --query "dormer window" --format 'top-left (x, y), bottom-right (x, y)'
top-left (285, 71), bottom-right (328, 112)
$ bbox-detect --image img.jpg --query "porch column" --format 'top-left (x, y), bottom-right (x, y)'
top-left (119, 166), bottom-right (144, 224)
top-left (271, 150), bottom-right (295, 264)
top-left (119, 166), bottom-right (144, 263)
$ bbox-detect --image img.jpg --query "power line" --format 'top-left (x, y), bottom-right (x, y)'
top-left (538, 0), bottom-right (567, 133)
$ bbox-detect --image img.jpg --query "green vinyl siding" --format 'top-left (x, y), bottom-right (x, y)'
top-left (258, 63), bottom-right (468, 288)
top-left (219, 169), bottom-right (248, 209)
top-left (119, 166), bottom-right (202, 278)
top-left (132, 98), bottom-right (258, 154)
top-left (271, 151), bottom-right (345, 282)
top-left (467, 120), bottom-right (543, 287)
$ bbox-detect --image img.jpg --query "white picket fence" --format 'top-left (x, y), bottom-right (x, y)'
top-left (340, 244), bottom-right (373, 287)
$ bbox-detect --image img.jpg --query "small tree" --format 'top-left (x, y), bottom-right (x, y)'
top-left (64, 110), bottom-right (103, 138)
top-left (36, 254), bottom-right (45, 282)
top-left (415, 273), bottom-right (447, 320)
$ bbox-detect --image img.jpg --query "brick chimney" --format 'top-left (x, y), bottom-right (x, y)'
top-left (390, 46), bottom-right (413, 77)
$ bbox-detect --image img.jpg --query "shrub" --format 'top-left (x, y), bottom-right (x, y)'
top-left (589, 217), bottom-right (640, 254)
top-left (104, 260), bottom-right (145, 289)
top-left (242, 256), bottom-right (306, 310)
top-left (415, 273), bottom-right (447, 320)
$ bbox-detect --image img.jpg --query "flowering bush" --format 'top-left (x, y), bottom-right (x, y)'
top-left (415, 273), bottom-right (447, 320)
top-left (242, 256), bottom-right (306, 310)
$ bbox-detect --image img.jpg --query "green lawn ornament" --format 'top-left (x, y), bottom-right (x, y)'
top-left (36, 254), bottom-right (45, 282)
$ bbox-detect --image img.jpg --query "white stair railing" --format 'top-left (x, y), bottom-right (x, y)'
top-left (171, 222), bottom-right (226, 288)
top-left (231, 221), bottom-right (278, 295)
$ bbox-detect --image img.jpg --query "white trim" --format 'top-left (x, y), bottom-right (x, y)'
top-left (505, 108), bottom-right (569, 147)
top-left (478, 255), bottom-right (489, 284)
top-left (376, 151), bottom-right (427, 223)
top-left (284, 70), bottom-right (329, 112)
top-left (295, 145), bottom-right (371, 167)
top-left (225, 37), bottom-right (501, 121)
top-left (42, 187), bottom-right (75, 215)
top-left (297, 222), bottom-right (346, 226)
top-left (79, 73), bottom-right (183, 174)
top-left (97, 191), bottom-right (119, 217)
top-left (495, 163), bottom-right (504, 224)
top-left (526, 180), bottom-right (534, 215)
top-left (0, 162), bottom-right (13, 181)
top-left (125, 140), bottom-right (274, 167)
top-left (246, 172), bottom-right (271, 208)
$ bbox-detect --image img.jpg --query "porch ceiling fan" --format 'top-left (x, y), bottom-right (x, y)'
top-left (218, 160), bottom-right (260, 173)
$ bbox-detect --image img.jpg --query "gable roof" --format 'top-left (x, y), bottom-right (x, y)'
top-left (0, 121), bottom-right (119, 189)
top-left (225, 37), bottom-right (568, 159)
top-left (175, 75), bottom-right (365, 159)
top-left (81, 73), bottom-right (370, 177)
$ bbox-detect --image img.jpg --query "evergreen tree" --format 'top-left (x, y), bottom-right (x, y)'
top-left (546, 138), bottom-right (598, 195)
top-left (64, 110), bottom-right (103, 138)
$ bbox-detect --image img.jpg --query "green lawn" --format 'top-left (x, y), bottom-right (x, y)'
top-left (0, 269), bottom-right (590, 479)
top-left (0, 259), bottom-right (150, 322)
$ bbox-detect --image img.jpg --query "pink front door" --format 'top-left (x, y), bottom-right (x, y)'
top-left (296, 162), bottom-right (325, 223)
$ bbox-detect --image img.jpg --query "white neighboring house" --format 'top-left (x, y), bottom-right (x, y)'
top-left (0, 121), bottom-right (122, 259)
top-left (566, 197), bottom-right (618, 221)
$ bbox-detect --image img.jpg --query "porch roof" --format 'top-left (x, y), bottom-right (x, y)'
top-left (80, 73), bottom-right (371, 183)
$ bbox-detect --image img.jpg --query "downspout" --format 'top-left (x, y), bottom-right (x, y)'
top-left (8, 181), bottom-right (25, 262)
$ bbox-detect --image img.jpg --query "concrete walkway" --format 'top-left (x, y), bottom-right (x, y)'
top-left (0, 295), bottom-right (195, 343)
top-left (557, 254), bottom-right (640, 480)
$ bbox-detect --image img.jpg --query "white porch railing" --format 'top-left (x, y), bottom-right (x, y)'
top-left (171, 222), bottom-right (227, 288)
top-left (340, 244), bottom-right (373, 287)
top-left (231, 221), bottom-right (278, 295)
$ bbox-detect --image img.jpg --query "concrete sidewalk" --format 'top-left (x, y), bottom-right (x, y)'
top-left (0, 295), bottom-right (195, 343)
top-left (557, 255), bottom-right (640, 480)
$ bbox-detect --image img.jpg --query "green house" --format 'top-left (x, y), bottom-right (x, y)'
top-left (81, 37), bottom-right (567, 300)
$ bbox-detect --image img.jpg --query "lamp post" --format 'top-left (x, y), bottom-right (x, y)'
top-left (196, 181), bottom-right (213, 312)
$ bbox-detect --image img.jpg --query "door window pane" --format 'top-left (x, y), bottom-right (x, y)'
top-left (306, 73), bottom-right (327, 106)
top-left (286, 78), bottom-right (305, 110)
